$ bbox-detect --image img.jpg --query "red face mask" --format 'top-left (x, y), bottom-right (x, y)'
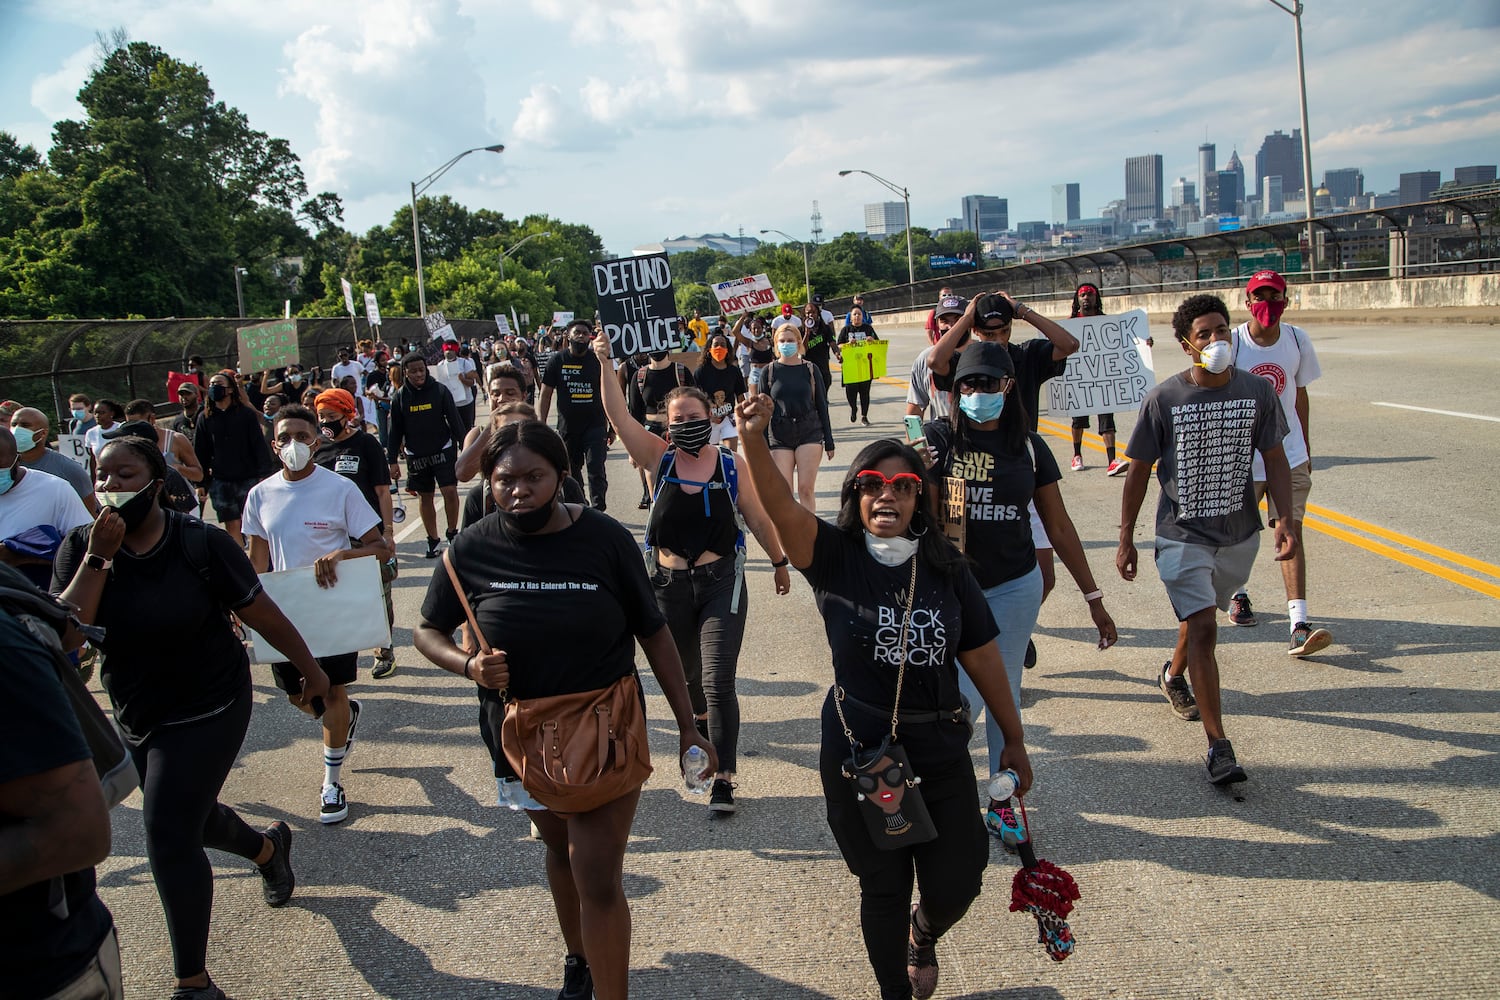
top-left (1249, 299), bottom-right (1287, 328)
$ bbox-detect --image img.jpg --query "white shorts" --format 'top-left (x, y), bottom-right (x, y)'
top-left (1029, 501), bottom-right (1051, 551)
top-left (710, 416), bottom-right (737, 445)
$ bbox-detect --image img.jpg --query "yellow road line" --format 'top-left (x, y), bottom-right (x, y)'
top-left (1303, 503), bottom-right (1500, 578)
top-left (1299, 513), bottom-right (1500, 601)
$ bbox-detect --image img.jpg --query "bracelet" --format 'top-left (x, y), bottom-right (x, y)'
top-left (1083, 589), bottom-right (1104, 603)
top-left (771, 557), bottom-right (790, 568)
top-left (1016, 302), bottom-right (1028, 318)
top-left (463, 655), bottom-right (475, 680)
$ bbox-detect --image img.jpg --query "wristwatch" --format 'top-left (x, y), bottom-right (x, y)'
top-left (84, 553), bottom-right (113, 571)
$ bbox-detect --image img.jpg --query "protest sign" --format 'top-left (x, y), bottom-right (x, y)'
top-left (341, 278), bottom-right (356, 316)
top-left (551, 311), bottom-right (575, 328)
top-left (941, 476), bottom-right (966, 550)
top-left (364, 292), bottom-right (382, 327)
top-left (1045, 309), bottom-right (1156, 417)
top-left (495, 314), bottom-right (513, 336)
top-left (247, 558), bottom-right (389, 663)
top-left (593, 252), bottom-right (678, 358)
top-left (56, 435), bottom-right (91, 472)
top-left (417, 311), bottom-right (457, 365)
top-left (712, 274), bottom-right (780, 315)
top-left (838, 339), bottom-right (889, 386)
top-left (166, 372), bottom-right (198, 399)
top-left (236, 318), bottom-right (299, 373)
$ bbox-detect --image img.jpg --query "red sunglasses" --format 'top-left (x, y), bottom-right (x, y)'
top-left (853, 469), bottom-right (923, 497)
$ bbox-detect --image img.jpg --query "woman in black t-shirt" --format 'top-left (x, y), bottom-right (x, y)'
top-left (760, 324), bottom-right (835, 510)
top-left (53, 437), bottom-right (329, 1000)
top-left (736, 393), bottom-right (1033, 1000)
top-left (923, 341), bottom-right (1117, 850)
top-left (413, 420), bottom-right (713, 1000)
top-left (694, 332), bottom-right (748, 450)
top-left (835, 306), bottom-right (881, 425)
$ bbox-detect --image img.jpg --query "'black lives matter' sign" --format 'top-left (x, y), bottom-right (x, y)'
top-left (593, 252), bottom-right (680, 358)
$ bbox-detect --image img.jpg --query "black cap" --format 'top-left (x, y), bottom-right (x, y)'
top-left (953, 342), bottom-right (1016, 383)
top-left (973, 293), bottom-right (1014, 326)
top-left (811, 293), bottom-right (825, 305)
top-left (101, 419), bottom-right (159, 443)
top-left (935, 294), bottom-right (967, 318)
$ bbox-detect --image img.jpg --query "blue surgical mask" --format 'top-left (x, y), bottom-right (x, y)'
top-left (0, 462), bottom-right (15, 496)
top-left (777, 342), bottom-right (798, 358)
top-left (958, 391), bottom-right (1006, 423)
top-left (11, 427), bottom-right (37, 453)
top-left (72, 408), bottom-right (88, 422)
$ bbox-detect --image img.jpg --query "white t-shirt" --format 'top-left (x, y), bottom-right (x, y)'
top-left (1231, 321), bottom-right (1322, 477)
top-left (434, 356), bottom-right (476, 406)
top-left (0, 468), bottom-right (93, 540)
top-left (331, 360), bottom-right (364, 392)
top-left (242, 464), bottom-right (381, 572)
top-left (83, 424), bottom-right (111, 458)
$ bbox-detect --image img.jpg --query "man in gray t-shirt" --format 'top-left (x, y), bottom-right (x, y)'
top-left (9, 407), bottom-right (98, 514)
top-left (1116, 294), bottom-right (1294, 788)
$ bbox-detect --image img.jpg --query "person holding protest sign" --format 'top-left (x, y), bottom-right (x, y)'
top-left (538, 320), bottom-right (612, 512)
top-left (414, 418), bottom-right (714, 1000)
top-left (760, 323), bottom-right (834, 511)
top-left (54, 434), bottom-right (329, 1000)
top-left (695, 332), bottom-right (749, 450)
top-left (244, 404), bottom-right (390, 824)
top-left (595, 334), bottom-right (790, 814)
top-left (836, 306), bottom-right (881, 426)
top-left (922, 342), bottom-right (1116, 845)
top-left (1066, 282), bottom-right (1150, 476)
top-left (386, 353), bottom-right (466, 559)
top-left (731, 312), bottom-right (775, 387)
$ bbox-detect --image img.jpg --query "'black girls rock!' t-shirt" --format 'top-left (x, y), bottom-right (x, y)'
top-left (798, 520), bottom-right (997, 764)
top-left (421, 507), bottom-right (666, 701)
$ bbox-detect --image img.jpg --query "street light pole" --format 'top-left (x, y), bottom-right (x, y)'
top-left (233, 266), bottom-right (247, 318)
top-left (499, 231), bottom-right (553, 281)
top-left (1267, 0), bottom-right (1316, 280)
top-left (759, 228), bottom-right (810, 300)
top-left (839, 168), bottom-right (916, 307)
top-left (410, 144), bottom-right (505, 316)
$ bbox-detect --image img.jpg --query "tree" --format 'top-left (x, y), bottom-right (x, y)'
top-left (812, 232), bottom-right (894, 288)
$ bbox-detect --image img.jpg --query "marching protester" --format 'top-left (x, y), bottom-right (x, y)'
top-left (386, 353), bottom-right (465, 559)
top-left (730, 312), bottom-right (775, 386)
top-left (1225, 269), bottom-right (1333, 657)
top-left (67, 392), bottom-right (96, 436)
top-left (83, 399), bottom-right (125, 464)
top-left (313, 388), bottom-right (398, 679)
top-left (836, 305), bottom-right (882, 426)
top-left (258, 364), bottom-right (307, 404)
top-left (627, 346), bottom-right (695, 508)
top-left (905, 294), bottom-right (967, 421)
top-left (194, 370), bottom-right (276, 548)
top-left (595, 334), bottom-right (790, 814)
top-left (434, 340), bottom-right (479, 435)
top-left (758, 323), bottom-right (834, 510)
top-left (100, 421), bottom-right (204, 515)
top-left (455, 364), bottom-right (530, 483)
top-left (694, 332), bottom-right (749, 451)
top-left (801, 301), bottom-right (836, 390)
top-left (1117, 294), bottom-right (1294, 785)
top-left (9, 406), bottom-right (99, 513)
top-left (243, 404), bottom-right (390, 823)
top-left (1065, 282), bottom-right (1146, 476)
top-left (538, 320), bottom-right (612, 512)
top-left (922, 342), bottom-right (1117, 844)
top-left (735, 393), bottom-right (1032, 1000)
top-left (414, 419), bottom-right (714, 1000)
top-left (54, 434), bottom-right (331, 1000)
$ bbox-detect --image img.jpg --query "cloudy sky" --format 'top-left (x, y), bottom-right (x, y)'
top-left (3, 0), bottom-right (1497, 256)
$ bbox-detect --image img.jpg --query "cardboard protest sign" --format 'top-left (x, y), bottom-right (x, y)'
top-left (1045, 309), bottom-right (1156, 416)
top-left (364, 292), bottom-right (382, 327)
top-left (56, 435), bottom-right (91, 472)
top-left (593, 253), bottom-right (678, 358)
top-left (838, 339), bottom-right (889, 386)
top-left (341, 278), bottom-right (356, 316)
top-left (417, 311), bottom-right (457, 365)
top-left (236, 319), bottom-right (299, 373)
top-left (712, 274), bottom-right (780, 316)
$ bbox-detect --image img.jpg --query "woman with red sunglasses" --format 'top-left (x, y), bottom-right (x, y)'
top-left (736, 391), bottom-right (1031, 1000)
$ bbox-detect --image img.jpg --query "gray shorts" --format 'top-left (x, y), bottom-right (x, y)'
top-left (1154, 534), bottom-right (1260, 620)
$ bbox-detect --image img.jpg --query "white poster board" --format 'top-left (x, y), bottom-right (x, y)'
top-left (341, 278), bottom-right (356, 317)
top-left (1045, 309), bottom-right (1157, 417)
top-left (56, 435), bottom-right (91, 471)
top-left (364, 292), bottom-right (382, 327)
top-left (551, 311), bottom-right (575, 328)
top-left (712, 273), bottom-right (780, 315)
top-left (494, 314), bottom-right (513, 336)
top-left (246, 557), bottom-right (389, 663)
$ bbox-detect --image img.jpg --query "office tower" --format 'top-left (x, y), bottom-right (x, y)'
top-left (863, 201), bottom-right (907, 236)
top-left (1255, 129), bottom-right (1305, 199)
top-left (1198, 142), bottom-right (1217, 215)
top-left (1398, 171), bottom-right (1440, 204)
top-left (1323, 167), bottom-right (1364, 207)
top-left (1262, 176), bottom-right (1284, 214)
top-left (1124, 154), bottom-right (1164, 221)
top-left (1015, 221), bottom-right (1048, 241)
top-left (1051, 183), bottom-right (1080, 224)
top-left (1216, 149), bottom-right (1245, 216)
top-left (1171, 177), bottom-right (1196, 208)
top-left (961, 195), bottom-right (1009, 238)
top-left (1454, 165), bottom-right (1497, 186)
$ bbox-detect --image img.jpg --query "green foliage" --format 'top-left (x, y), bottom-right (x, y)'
top-left (674, 284), bottom-right (717, 317)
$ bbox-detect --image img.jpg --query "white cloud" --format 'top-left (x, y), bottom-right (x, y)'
top-left (29, 44), bottom-right (93, 124)
top-left (513, 82), bottom-right (620, 152)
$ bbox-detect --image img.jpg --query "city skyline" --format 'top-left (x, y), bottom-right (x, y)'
top-left (3, 0), bottom-right (1497, 256)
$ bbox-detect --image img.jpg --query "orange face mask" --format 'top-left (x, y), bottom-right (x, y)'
top-left (709, 346), bottom-right (729, 362)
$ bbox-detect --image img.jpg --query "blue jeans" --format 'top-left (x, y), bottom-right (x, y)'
top-left (957, 564), bottom-right (1043, 775)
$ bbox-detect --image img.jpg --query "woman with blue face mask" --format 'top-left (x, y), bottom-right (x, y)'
top-left (758, 324), bottom-right (835, 511)
top-left (921, 341), bottom-right (1117, 850)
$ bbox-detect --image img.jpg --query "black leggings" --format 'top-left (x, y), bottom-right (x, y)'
top-left (845, 381), bottom-right (872, 419)
top-left (132, 681), bottom-right (264, 978)
top-left (820, 740), bottom-right (988, 999)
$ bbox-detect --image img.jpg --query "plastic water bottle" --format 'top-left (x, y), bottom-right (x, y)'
top-left (682, 746), bottom-right (712, 794)
top-left (987, 769), bottom-right (1019, 802)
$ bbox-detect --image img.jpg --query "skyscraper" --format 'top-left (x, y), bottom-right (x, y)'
top-left (863, 202), bottom-right (907, 237)
top-left (1216, 150), bottom-right (1246, 216)
top-left (1323, 167), bottom-right (1364, 208)
top-left (1454, 165), bottom-right (1497, 187)
top-left (1050, 183), bottom-right (1080, 224)
top-left (961, 195), bottom-right (1008, 238)
top-left (1124, 154), bottom-right (1164, 222)
top-left (1262, 176), bottom-right (1284, 214)
top-left (1198, 142), bottom-right (1217, 216)
top-left (1398, 171), bottom-right (1440, 204)
top-left (1255, 129), bottom-right (1305, 199)
top-left (1171, 177), bottom-right (1196, 208)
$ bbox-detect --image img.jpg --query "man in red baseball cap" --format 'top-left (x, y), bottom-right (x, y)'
top-left (1223, 269), bottom-right (1331, 658)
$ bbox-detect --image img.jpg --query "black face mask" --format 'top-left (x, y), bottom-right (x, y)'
top-left (496, 498), bottom-right (555, 533)
top-left (648, 351), bottom-right (669, 363)
top-left (111, 480), bottom-right (161, 531)
top-left (320, 418), bottom-right (344, 438)
top-left (670, 418), bottom-right (713, 456)
top-left (568, 340), bottom-right (589, 356)
top-left (208, 384), bottom-right (229, 402)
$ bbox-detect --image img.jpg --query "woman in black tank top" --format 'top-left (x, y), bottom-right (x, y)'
top-left (593, 336), bottom-right (791, 815)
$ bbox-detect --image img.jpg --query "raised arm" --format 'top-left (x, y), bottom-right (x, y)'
top-left (929, 296), bottom-right (977, 377)
top-left (734, 394), bottom-right (817, 569)
top-left (729, 451), bottom-right (791, 595)
top-left (593, 336), bottom-right (667, 469)
top-left (1004, 292), bottom-right (1078, 360)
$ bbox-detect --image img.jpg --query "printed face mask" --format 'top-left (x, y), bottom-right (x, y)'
top-left (279, 439), bottom-right (313, 472)
top-left (320, 419), bottom-right (344, 439)
top-left (1196, 340), bottom-right (1233, 374)
top-left (1248, 299), bottom-right (1287, 328)
top-left (958, 391), bottom-right (1006, 423)
top-left (669, 418), bottom-right (712, 456)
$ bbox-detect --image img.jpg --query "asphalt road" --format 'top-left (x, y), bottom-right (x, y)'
top-left (92, 320), bottom-right (1500, 999)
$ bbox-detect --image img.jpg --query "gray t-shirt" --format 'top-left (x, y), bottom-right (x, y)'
top-left (1125, 369), bottom-right (1287, 546)
top-left (27, 448), bottom-right (94, 503)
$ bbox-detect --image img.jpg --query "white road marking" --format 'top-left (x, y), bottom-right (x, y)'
top-left (1372, 402), bottom-right (1500, 423)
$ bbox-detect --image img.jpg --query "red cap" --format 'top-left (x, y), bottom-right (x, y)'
top-left (1246, 270), bottom-right (1286, 294)
top-left (780, 303), bottom-right (793, 316)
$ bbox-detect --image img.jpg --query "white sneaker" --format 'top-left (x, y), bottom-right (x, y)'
top-left (1070, 455), bottom-right (1084, 472)
top-left (320, 782), bottom-right (348, 824)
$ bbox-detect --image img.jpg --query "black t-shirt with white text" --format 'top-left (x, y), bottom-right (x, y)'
top-left (694, 362), bottom-right (748, 422)
top-left (542, 351), bottom-right (608, 434)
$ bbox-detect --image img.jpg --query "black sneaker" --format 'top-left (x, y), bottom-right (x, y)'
top-left (170, 980), bottom-right (227, 1000)
top-left (424, 536), bottom-right (442, 559)
top-left (1023, 639), bottom-right (1037, 669)
top-left (1206, 738), bottom-right (1247, 785)
top-left (320, 782), bottom-right (349, 824)
top-left (258, 821), bottom-right (294, 907)
top-left (372, 649), bottom-right (396, 679)
top-left (907, 904), bottom-right (939, 1000)
top-left (345, 699), bottom-right (361, 760)
top-left (1227, 593), bottom-right (1258, 626)
top-left (709, 778), bottom-right (737, 814)
top-left (637, 493), bottom-right (650, 510)
top-left (558, 953), bottom-right (593, 1000)
top-left (445, 527), bottom-right (459, 543)
top-left (1159, 662), bottom-right (1199, 721)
